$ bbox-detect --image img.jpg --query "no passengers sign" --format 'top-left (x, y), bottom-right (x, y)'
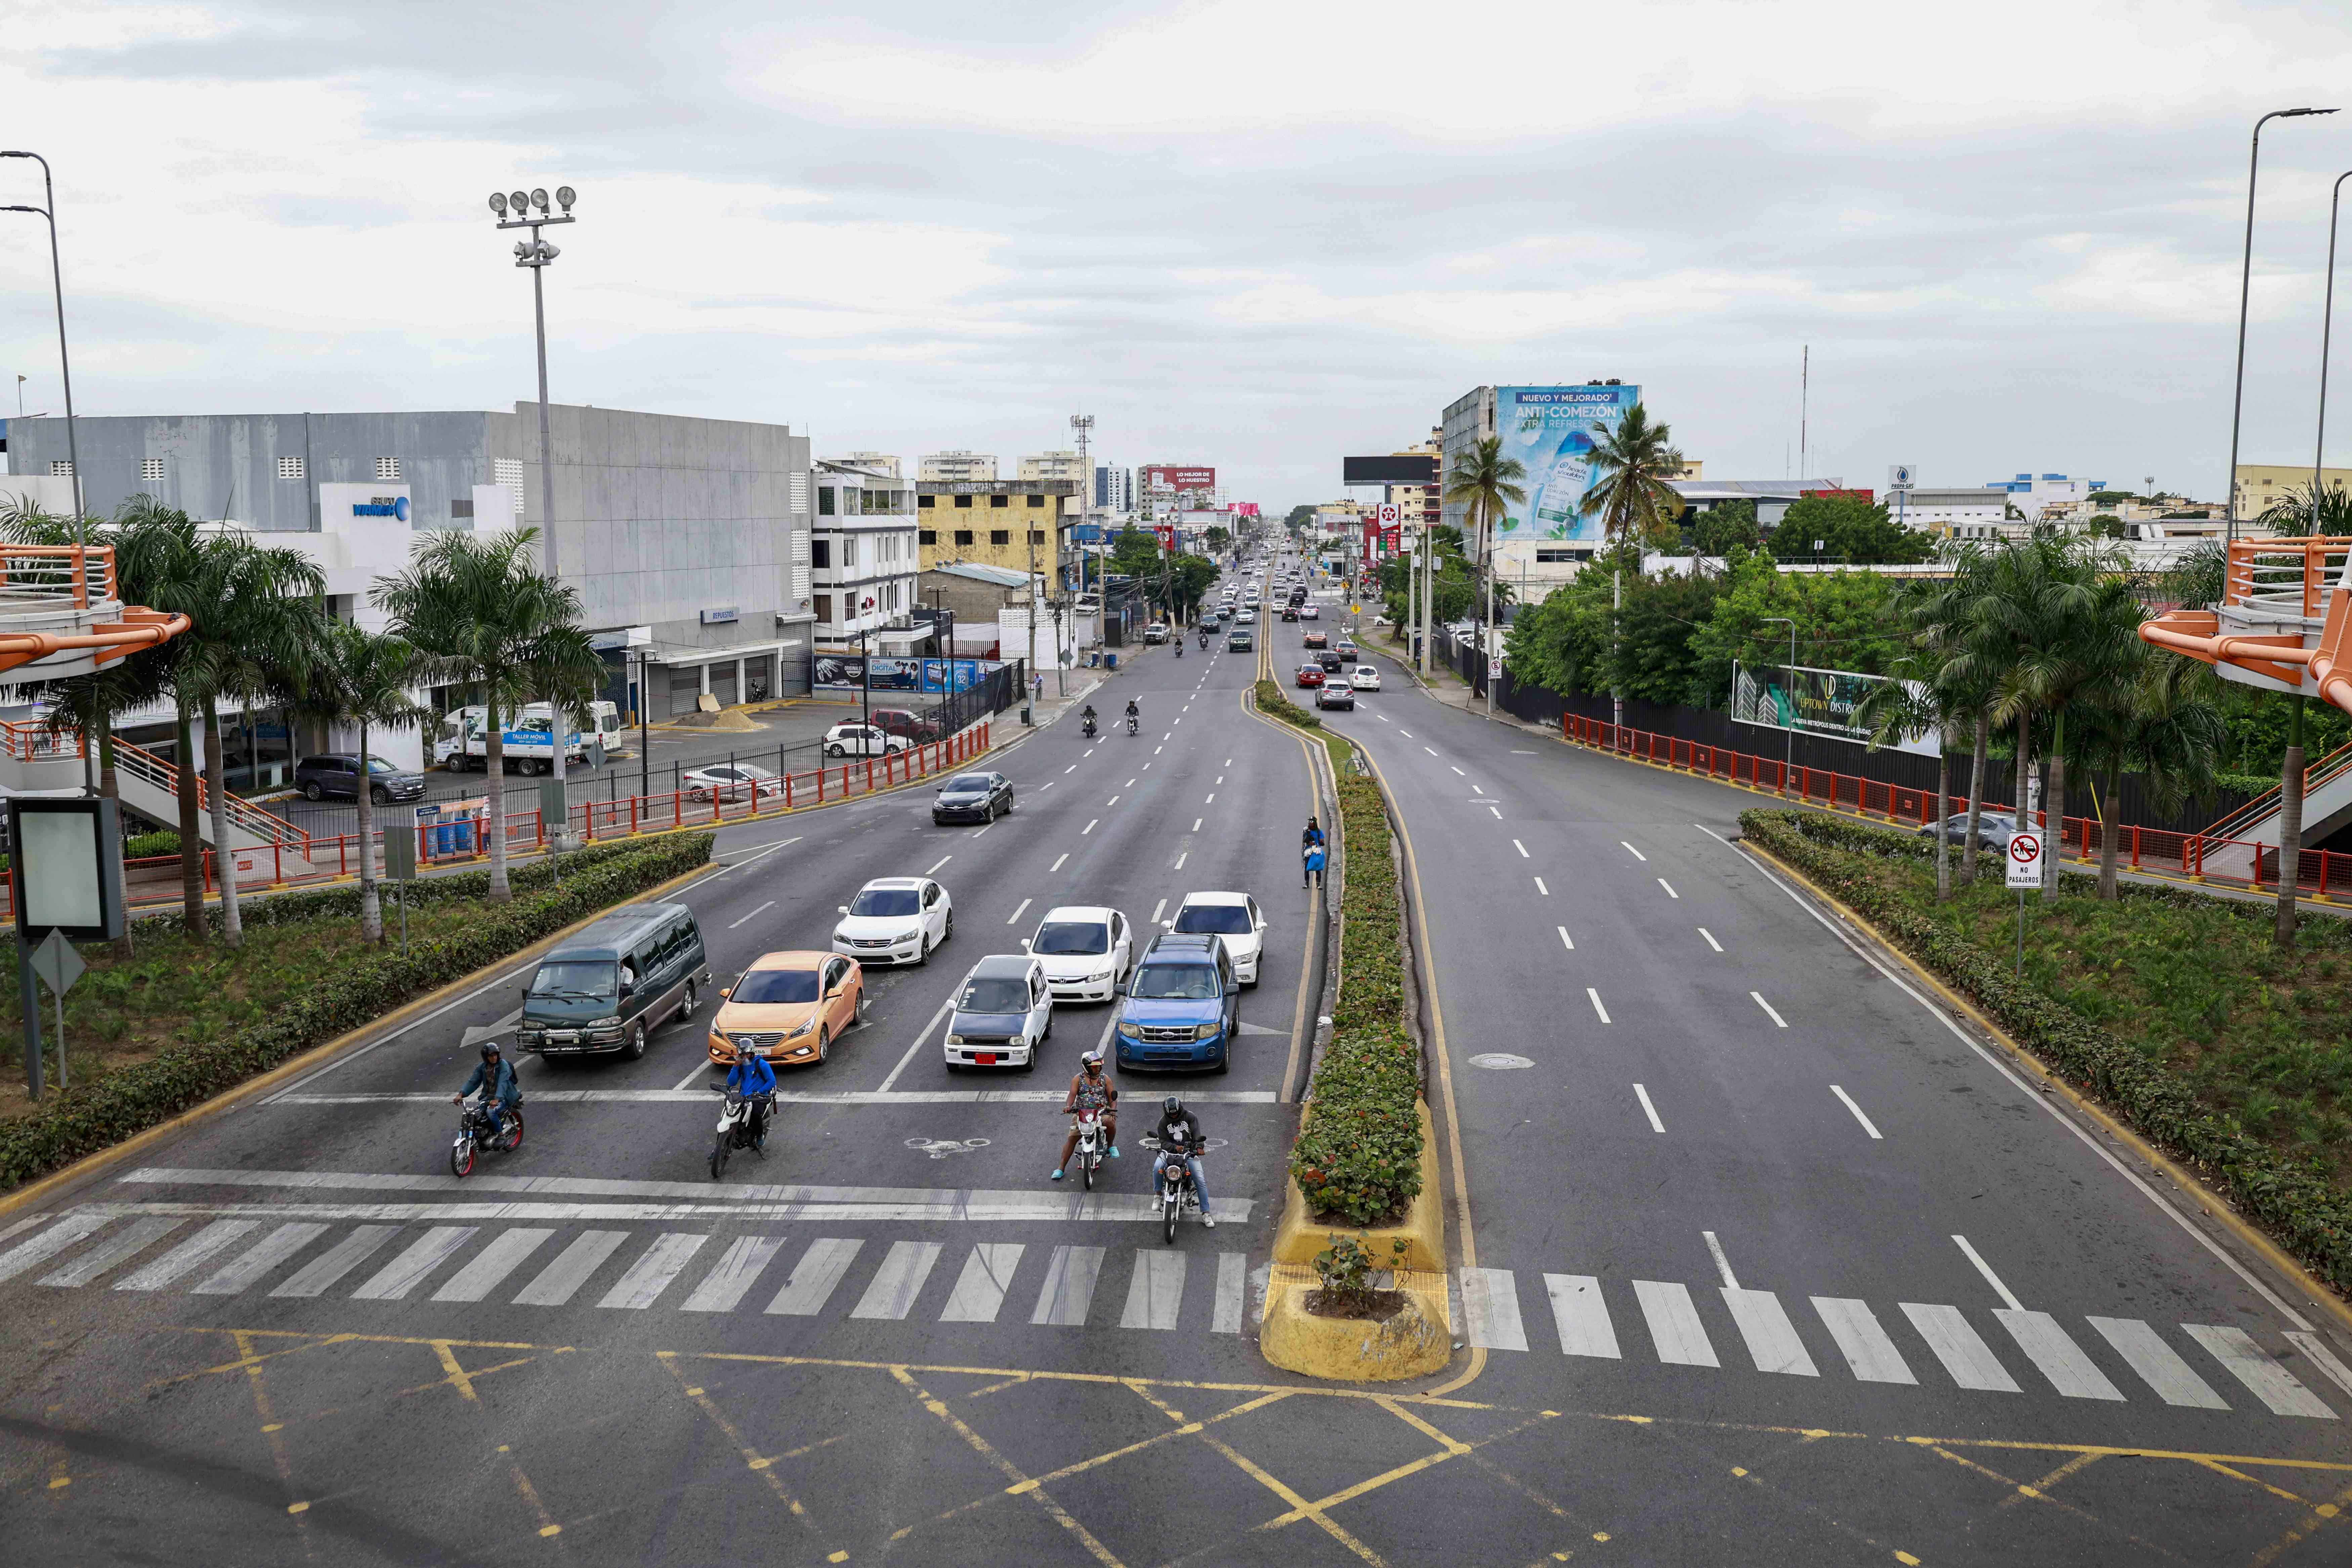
top-left (2005, 832), bottom-right (2043, 889)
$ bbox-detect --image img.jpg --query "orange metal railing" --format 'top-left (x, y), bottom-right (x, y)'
top-left (0, 543), bottom-right (187, 676)
top-left (2142, 535), bottom-right (2352, 716)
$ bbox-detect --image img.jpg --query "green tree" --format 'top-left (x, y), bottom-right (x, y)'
top-left (1770, 494), bottom-right (1933, 565)
top-left (1685, 554), bottom-right (1905, 710)
top-left (1898, 544), bottom-right (2006, 886)
top-left (2256, 479), bottom-right (2352, 533)
top-left (1283, 504), bottom-right (1315, 531)
top-left (1853, 654), bottom-right (1972, 901)
top-left (1689, 500), bottom-right (1761, 558)
top-left (293, 621), bottom-right (430, 943)
top-left (2073, 647), bottom-right (2222, 901)
top-left (1576, 404), bottom-right (1685, 546)
top-left (1442, 437), bottom-right (1528, 686)
top-left (1108, 528), bottom-right (1164, 578)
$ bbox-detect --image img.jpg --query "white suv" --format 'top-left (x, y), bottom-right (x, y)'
top-left (1170, 892), bottom-right (1266, 985)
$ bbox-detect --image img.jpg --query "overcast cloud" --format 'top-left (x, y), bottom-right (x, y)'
top-left (6, 0), bottom-right (2352, 508)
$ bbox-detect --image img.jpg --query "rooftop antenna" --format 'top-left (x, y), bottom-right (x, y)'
top-left (1799, 344), bottom-right (1809, 484)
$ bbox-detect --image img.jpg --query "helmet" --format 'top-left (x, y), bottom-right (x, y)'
top-left (1161, 1095), bottom-right (1182, 1116)
top-left (479, 1040), bottom-right (502, 1060)
top-left (1081, 1050), bottom-right (1103, 1068)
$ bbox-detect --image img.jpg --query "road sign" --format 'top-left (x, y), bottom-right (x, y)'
top-left (31, 928), bottom-right (85, 998)
top-left (2005, 832), bottom-right (2043, 889)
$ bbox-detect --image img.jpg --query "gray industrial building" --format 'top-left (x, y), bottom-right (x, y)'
top-left (7, 403), bottom-right (817, 718)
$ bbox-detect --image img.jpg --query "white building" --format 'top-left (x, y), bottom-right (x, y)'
top-left (1095, 464), bottom-right (1135, 515)
top-left (1984, 472), bottom-right (2108, 521)
top-left (813, 461), bottom-right (920, 644)
top-left (920, 450), bottom-right (998, 482)
top-left (825, 451), bottom-right (901, 480)
top-left (1018, 451), bottom-right (1084, 482)
top-left (1894, 486), bottom-right (2012, 539)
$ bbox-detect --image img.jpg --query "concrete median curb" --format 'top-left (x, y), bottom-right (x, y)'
top-left (1259, 1263), bottom-right (1453, 1382)
top-left (1266, 1099), bottom-right (1445, 1273)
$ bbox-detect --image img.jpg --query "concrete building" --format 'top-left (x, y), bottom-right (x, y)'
top-left (2234, 463), bottom-right (2352, 519)
top-left (1667, 478), bottom-right (1848, 528)
top-left (7, 404), bottom-right (817, 722)
top-left (917, 478), bottom-right (1077, 582)
top-left (1893, 486), bottom-right (2011, 538)
top-left (1095, 464), bottom-right (1135, 515)
top-left (920, 450), bottom-right (999, 482)
top-left (1984, 472), bottom-right (2108, 520)
top-left (825, 451), bottom-right (902, 480)
top-left (1018, 451), bottom-right (1084, 483)
top-left (812, 460), bottom-right (920, 646)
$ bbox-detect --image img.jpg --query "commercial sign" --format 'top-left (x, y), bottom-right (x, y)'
top-left (1492, 385), bottom-right (1641, 546)
top-left (1141, 465), bottom-right (1215, 494)
top-left (1375, 503), bottom-right (1401, 526)
top-left (1801, 488), bottom-right (1877, 504)
top-left (320, 482), bottom-right (413, 526)
top-left (1730, 662), bottom-right (1938, 757)
top-left (2005, 832), bottom-right (2043, 889)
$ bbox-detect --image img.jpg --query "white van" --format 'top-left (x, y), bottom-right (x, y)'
top-left (434, 701), bottom-right (623, 773)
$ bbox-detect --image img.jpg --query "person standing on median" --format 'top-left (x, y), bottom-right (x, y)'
top-left (1302, 815), bottom-right (1327, 889)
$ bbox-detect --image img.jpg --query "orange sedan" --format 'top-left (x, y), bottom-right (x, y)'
top-left (707, 950), bottom-right (863, 1068)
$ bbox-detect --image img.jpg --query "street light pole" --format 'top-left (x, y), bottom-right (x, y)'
top-left (1763, 617), bottom-right (1797, 796)
top-left (1, 152), bottom-right (83, 537)
top-left (2317, 169), bottom-right (2352, 510)
top-left (2226, 109), bottom-right (2337, 542)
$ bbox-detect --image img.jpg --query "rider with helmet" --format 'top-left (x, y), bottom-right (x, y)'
top-left (452, 1041), bottom-right (522, 1143)
top-left (1052, 1050), bottom-right (1120, 1179)
top-left (1152, 1094), bottom-right (1213, 1227)
top-left (726, 1047), bottom-right (778, 1150)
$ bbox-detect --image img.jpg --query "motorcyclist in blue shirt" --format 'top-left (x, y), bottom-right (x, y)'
top-left (452, 1041), bottom-right (522, 1143)
top-left (726, 1049), bottom-right (778, 1150)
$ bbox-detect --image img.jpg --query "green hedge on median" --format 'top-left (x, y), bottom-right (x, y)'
top-left (1253, 679), bottom-right (1323, 731)
top-left (0, 832), bottom-right (715, 1192)
top-left (1741, 808), bottom-right (2352, 1294)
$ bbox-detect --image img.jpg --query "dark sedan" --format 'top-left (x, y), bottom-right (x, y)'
top-left (295, 753), bottom-right (426, 805)
top-left (933, 770), bottom-right (1015, 824)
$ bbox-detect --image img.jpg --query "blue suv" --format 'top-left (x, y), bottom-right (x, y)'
top-left (1113, 934), bottom-right (1238, 1073)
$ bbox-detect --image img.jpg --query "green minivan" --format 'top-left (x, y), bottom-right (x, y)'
top-left (515, 901), bottom-right (714, 1060)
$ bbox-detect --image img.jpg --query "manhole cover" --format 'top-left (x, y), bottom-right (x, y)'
top-left (1467, 1053), bottom-right (1534, 1070)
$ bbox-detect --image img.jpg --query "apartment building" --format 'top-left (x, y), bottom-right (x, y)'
top-left (919, 450), bottom-right (999, 482)
top-left (812, 460), bottom-right (920, 642)
top-left (1018, 451), bottom-right (1085, 483)
top-left (917, 478), bottom-right (1078, 581)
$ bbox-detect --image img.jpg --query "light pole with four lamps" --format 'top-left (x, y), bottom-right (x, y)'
top-left (1, 150), bottom-right (83, 537)
top-left (2224, 108), bottom-right (2337, 542)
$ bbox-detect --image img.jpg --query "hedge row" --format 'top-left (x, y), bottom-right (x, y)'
top-left (1287, 742), bottom-right (1425, 1228)
top-left (1253, 679), bottom-right (1323, 731)
top-left (0, 832), bottom-right (715, 1191)
top-left (1741, 808), bottom-right (2352, 1294)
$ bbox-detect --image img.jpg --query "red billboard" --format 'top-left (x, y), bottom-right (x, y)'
top-left (1801, 488), bottom-right (1876, 503)
top-left (1142, 465), bottom-right (1215, 494)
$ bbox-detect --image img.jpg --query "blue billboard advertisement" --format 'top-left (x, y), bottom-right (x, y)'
top-left (1494, 384), bottom-right (1642, 545)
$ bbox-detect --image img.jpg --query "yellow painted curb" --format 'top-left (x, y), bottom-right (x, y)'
top-left (0, 857), bottom-right (723, 1218)
top-left (1268, 1100), bottom-right (1445, 1274)
top-left (1743, 836), bottom-right (2352, 1333)
top-left (1259, 1266), bottom-right (1452, 1383)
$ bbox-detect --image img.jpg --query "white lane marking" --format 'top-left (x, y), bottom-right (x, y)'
top-left (1155, 747), bottom-right (1163, 756)
top-left (1460, 1267), bottom-right (1529, 1351)
top-left (1106, 796), bottom-right (1121, 807)
top-left (1191, 818), bottom-right (1202, 832)
top-left (2288, 1332), bottom-right (2352, 1401)
top-left (1082, 819), bottom-right (1099, 835)
top-left (113, 1220), bottom-right (264, 1293)
top-left (1213, 1253), bottom-right (1248, 1335)
top-left (1658, 879), bottom-right (1679, 899)
top-left (1174, 852), bottom-right (1188, 870)
top-left (1952, 1234), bottom-right (2025, 1311)
top-left (1125, 779), bottom-right (1137, 789)
top-left (1632, 1084), bottom-right (1664, 1132)
top-left (924, 855), bottom-right (952, 875)
top-left (1900, 1302), bottom-right (2023, 1392)
top-left (682, 1234), bottom-right (791, 1314)
top-left (1511, 749), bottom-right (1537, 754)
top-left (1702, 1231), bottom-right (1740, 1289)
top-left (1398, 730), bottom-right (1413, 738)
top-left (1150, 898), bottom-right (1166, 924)
top-left (1377, 714), bottom-right (1390, 723)
top-left (1512, 839), bottom-right (1529, 858)
top-left (1471, 784), bottom-right (1484, 795)
top-left (1724, 1288), bottom-right (1820, 1376)
top-left (1204, 793), bottom-right (1214, 803)
top-left (851, 1239), bottom-right (944, 1320)
top-left (1424, 747), bottom-right (1438, 757)
top-left (1811, 1298), bottom-right (1918, 1384)
top-left (1996, 1311), bottom-right (2125, 1400)
top-left (1488, 805), bottom-right (1502, 817)
top-left (1633, 1280), bottom-right (1719, 1366)
top-left (1216, 776), bottom-right (1224, 784)
top-left (1065, 765), bottom-right (1078, 774)
top-left (192, 1221), bottom-right (330, 1296)
top-left (712, 839), bottom-right (798, 879)
top-left (1051, 853), bottom-right (1069, 872)
top-left (270, 1225), bottom-right (401, 1298)
top-left (1038, 782), bottom-right (1053, 792)
top-left (972, 825), bottom-right (992, 839)
top-left (1121, 1249), bottom-right (1187, 1331)
top-left (1830, 1085), bottom-right (1884, 1139)
top-left (1533, 877), bottom-right (1549, 895)
top-left (1698, 927), bottom-right (1723, 952)
top-left (1750, 992), bottom-right (1787, 1028)
top-left (352, 1225), bottom-right (476, 1301)
top-left (1006, 898), bottom-right (1032, 926)
top-left (1545, 1275), bottom-right (1621, 1358)
top-left (728, 900), bottom-right (776, 930)
top-left (668, 1058), bottom-right (715, 1092)
top-left (1224, 758), bottom-right (1231, 765)
top-left (0, 1213), bottom-right (51, 1247)
top-left (1556, 927), bottom-right (1574, 951)
top-left (2087, 1317), bottom-right (2229, 1408)
top-left (1587, 988), bottom-right (1610, 1024)
top-left (877, 998), bottom-right (959, 1095)
top-left (1030, 1244), bottom-right (1107, 1326)
top-left (1620, 841), bottom-right (1647, 861)
top-left (941, 1242), bottom-right (1027, 1323)
top-left (267, 1089), bottom-right (1280, 1108)
top-left (2184, 1325), bottom-right (2339, 1417)
top-left (431, 1228), bottom-right (556, 1304)
top-left (1450, 766), bottom-right (1465, 777)
top-left (1714, 822), bottom-right (2318, 1333)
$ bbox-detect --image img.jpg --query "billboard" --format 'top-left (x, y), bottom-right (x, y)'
top-left (1730, 662), bottom-right (1938, 757)
top-left (1343, 455), bottom-right (1438, 486)
top-left (1491, 385), bottom-right (1642, 546)
top-left (813, 657), bottom-right (994, 695)
top-left (1141, 465), bottom-right (1215, 494)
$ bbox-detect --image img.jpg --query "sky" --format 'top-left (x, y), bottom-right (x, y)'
top-left (6, 0), bottom-right (2352, 511)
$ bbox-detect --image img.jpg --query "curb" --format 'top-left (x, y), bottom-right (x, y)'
top-left (1741, 835), bottom-right (2352, 1337)
top-left (0, 856), bottom-right (723, 1219)
top-left (1265, 1101), bottom-right (1445, 1273)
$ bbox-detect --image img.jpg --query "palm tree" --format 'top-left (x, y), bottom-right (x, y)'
top-left (1442, 437), bottom-right (1527, 717)
top-left (1575, 404), bottom-right (1686, 546)
top-left (1905, 543), bottom-right (2005, 886)
top-left (1854, 657), bottom-right (1969, 901)
top-left (372, 526), bottom-right (595, 902)
top-left (2074, 647), bottom-right (2222, 900)
top-left (2256, 479), bottom-right (2352, 534)
top-left (295, 620), bottom-right (429, 943)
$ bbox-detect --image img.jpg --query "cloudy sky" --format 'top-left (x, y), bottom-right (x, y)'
top-left (6, 0), bottom-right (2352, 509)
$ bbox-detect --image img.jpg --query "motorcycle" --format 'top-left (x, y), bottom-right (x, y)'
top-left (709, 1083), bottom-right (771, 1180)
top-left (1126, 713), bottom-right (1140, 736)
top-left (1081, 714), bottom-right (1097, 739)
top-left (1174, 641), bottom-right (1183, 659)
top-left (1157, 1149), bottom-right (1201, 1243)
top-left (451, 1096), bottom-right (523, 1178)
top-left (1198, 632), bottom-right (1210, 650)
top-left (1068, 1108), bottom-right (1107, 1191)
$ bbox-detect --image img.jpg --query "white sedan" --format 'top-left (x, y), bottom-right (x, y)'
top-left (1351, 665), bottom-right (1381, 691)
top-left (1171, 891), bottom-right (1267, 986)
top-left (682, 763), bottom-right (781, 802)
top-left (833, 877), bottom-right (953, 966)
top-left (1023, 905), bottom-right (1134, 1002)
top-left (824, 723), bottom-right (913, 758)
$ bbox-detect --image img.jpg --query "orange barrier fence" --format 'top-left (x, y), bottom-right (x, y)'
top-left (1560, 713), bottom-right (2352, 900)
top-left (1, 721), bottom-right (992, 923)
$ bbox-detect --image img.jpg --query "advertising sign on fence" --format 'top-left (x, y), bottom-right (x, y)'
top-left (1730, 662), bottom-right (1939, 757)
top-left (813, 656), bottom-right (995, 696)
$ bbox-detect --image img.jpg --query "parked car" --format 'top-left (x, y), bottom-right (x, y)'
top-left (1024, 905), bottom-right (1134, 1002)
top-left (1351, 665), bottom-right (1381, 691)
top-left (833, 877), bottom-right (953, 966)
top-left (1315, 683), bottom-right (1355, 711)
top-left (1920, 811), bottom-right (2021, 849)
top-left (517, 902), bottom-right (712, 1061)
top-left (294, 753), bottom-right (426, 805)
top-left (1112, 932), bottom-right (1240, 1073)
top-left (868, 707), bottom-right (945, 744)
top-left (1302, 631), bottom-right (1329, 650)
top-left (706, 950), bottom-right (863, 1069)
top-left (1145, 623), bottom-right (1170, 645)
top-left (682, 763), bottom-right (781, 803)
top-left (943, 954), bottom-right (1055, 1070)
top-left (1294, 664), bottom-right (1325, 688)
top-left (824, 723), bottom-right (913, 759)
top-left (933, 770), bottom-right (1014, 824)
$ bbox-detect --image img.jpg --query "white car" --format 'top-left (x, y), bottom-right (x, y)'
top-left (1023, 905), bottom-right (1134, 1002)
top-left (682, 763), bottom-right (780, 802)
top-left (824, 723), bottom-right (913, 758)
top-left (1351, 665), bottom-right (1381, 691)
top-left (1299, 604), bottom-right (1320, 620)
top-left (833, 877), bottom-right (953, 966)
top-left (1171, 891), bottom-right (1267, 986)
top-left (944, 953), bottom-right (1053, 1070)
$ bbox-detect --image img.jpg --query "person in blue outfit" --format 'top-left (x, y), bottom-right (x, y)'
top-left (452, 1041), bottom-right (521, 1144)
top-left (726, 1049), bottom-right (778, 1150)
top-left (1302, 815), bottom-right (1327, 888)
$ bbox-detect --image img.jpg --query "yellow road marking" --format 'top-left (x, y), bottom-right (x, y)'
top-left (2247, 1473), bottom-right (2352, 1565)
top-left (654, 1352), bottom-right (815, 1527)
top-left (887, 1365), bottom-right (1125, 1568)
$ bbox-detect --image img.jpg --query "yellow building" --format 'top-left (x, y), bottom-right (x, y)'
top-left (2234, 463), bottom-right (2352, 518)
top-left (918, 479), bottom-right (1079, 584)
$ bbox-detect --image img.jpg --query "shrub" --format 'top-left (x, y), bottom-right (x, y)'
top-left (1741, 808), bottom-right (2352, 1294)
top-left (1254, 679), bottom-right (1322, 730)
top-left (0, 833), bottom-right (714, 1191)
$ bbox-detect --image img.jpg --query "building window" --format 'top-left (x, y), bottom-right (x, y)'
top-left (1026, 494), bottom-right (1045, 508)
top-left (494, 458), bottom-right (524, 515)
top-left (50, 460), bottom-right (72, 477)
top-left (990, 529), bottom-right (1010, 546)
top-left (811, 539), bottom-right (832, 568)
top-left (990, 494), bottom-right (1010, 508)
top-left (817, 486), bottom-right (836, 516)
top-left (376, 457), bottom-right (401, 481)
top-left (918, 493), bottom-right (935, 509)
top-left (954, 494), bottom-right (974, 509)
top-left (278, 456), bottom-right (305, 481)
top-left (1535, 548), bottom-right (1574, 563)
top-left (954, 529), bottom-right (974, 546)
top-left (814, 594), bottom-right (833, 623)
top-left (451, 498), bottom-right (475, 519)
top-left (140, 457), bottom-right (165, 482)
top-left (919, 528), bottom-right (936, 546)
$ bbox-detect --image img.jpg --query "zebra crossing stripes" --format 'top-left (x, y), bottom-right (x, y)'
top-left (1545, 1275), bottom-right (1621, 1359)
top-left (515, 1231), bottom-right (629, 1307)
top-left (1811, 1297), bottom-right (1916, 1385)
top-left (195, 1222), bottom-right (330, 1295)
top-left (1722, 1288), bottom-right (1818, 1377)
top-left (940, 1244), bottom-right (1025, 1323)
top-left (1120, 1251), bottom-right (1184, 1331)
top-left (354, 1227), bottom-right (478, 1301)
top-left (1211, 1253), bottom-right (1248, 1336)
top-left (683, 1235), bottom-right (790, 1314)
top-left (600, 1232), bottom-right (708, 1310)
top-left (114, 1220), bottom-right (262, 1293)
top-left (2089, 1316), bottom-right (2227, 1409)
top-left (1634, 1280), bottom-right (1719, 1367)
top-left (1461, 1267), bottom-right (1527, 1352)
top-left (40, 1218), bottom-right (185, 1288)
top-left (271, 1225), bottom-right (399, 1298)
top-left (767, 1238), bottom-right (864, 1316)
top-left (2187, 1325), bottom-right (2340, 1418)
top-left (1030, 1245), bottom-right (1106, 1326)
top-left (1995, 1310), bottom-right (2124, 1402)
top-left (1900, 1302), bottom-right (2022, 1393)
top-left (851, 1241), bottom-right (943, 1320)
top-left (0, 1212), bottom-right (110, 1283)
top-left (432, 1228), bottom-right (554, 1304)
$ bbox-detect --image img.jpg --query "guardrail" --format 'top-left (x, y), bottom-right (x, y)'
top-left (1, 719), bottom-right (314, 855)
top-left (1560, 712), bottom-right (2352, 900)
top-left (0, 719), bottom-right (993, 923)
top-left (0, 542), bottom-right (114, 608)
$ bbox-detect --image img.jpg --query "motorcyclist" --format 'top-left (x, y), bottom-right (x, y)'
top-left (1081, 703), bottom-right (1098, 736)
top-left (1125, 698), bottom-right (1140, 733)
top-left (1051, 1050), bottom-right (1119, 1179)
top-left (1174, 638), bottom-right (1183, 658)
top-left (452, 1041), bottom-right (521, 1144)
top-left (1152, 1094), bottom-right (1213, 1227)
top-left (725, 1048), bottom-right (778, 1151)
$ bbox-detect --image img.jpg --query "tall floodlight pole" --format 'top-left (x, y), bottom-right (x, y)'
top-left (1, 152), bottom-right (83, 537)
top-left (2226, 109), bottom-right (2337, 542)
top-left (1763, 617), bottom-right (1797, 796)
top-left (2317, 170), bottom-right (2352, 507)
top-left (490, 185), bottom-right (579, 841)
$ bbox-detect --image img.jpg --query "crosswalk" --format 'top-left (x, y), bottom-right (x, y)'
top-left (1454, 1265), bottom-right (2350, 1421)
top-left (0, 1209), bottom-right (1255, 1336)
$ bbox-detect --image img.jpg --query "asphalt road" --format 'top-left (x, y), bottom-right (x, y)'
top-left (4, 547), bottom-right (2350, 1566)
